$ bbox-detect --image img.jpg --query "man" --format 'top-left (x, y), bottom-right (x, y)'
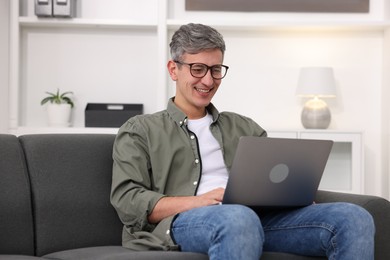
top-left (111, 23), bottom-right (375, 259)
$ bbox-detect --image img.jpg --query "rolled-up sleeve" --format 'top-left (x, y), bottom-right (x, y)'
top-left (110, 118), bottom-right (165, 232)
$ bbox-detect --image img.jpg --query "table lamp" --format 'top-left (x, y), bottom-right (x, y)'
top-left (296, 67), bottom-right (336, 129)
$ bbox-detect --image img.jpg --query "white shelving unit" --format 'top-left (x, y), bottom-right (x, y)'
top-left (268, 130), bottom-right (363, 194)
top-left (18, 16), bottom-right (158, 29)
top-left (9, 0), bottom-right (168, 133)
top-left (7, 0), bottom-right (390, 197)
top-left (9, 0), bottom-right (390, 133)
top-left (14, 126), bottom-right (119, 136)
top-left (166, 19), bottom-right (390, 32)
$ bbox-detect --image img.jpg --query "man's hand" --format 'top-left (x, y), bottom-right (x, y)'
top-left (147, 188), bottom-right (225, 224)
top-left (198, 187), bottom-right (225, 205)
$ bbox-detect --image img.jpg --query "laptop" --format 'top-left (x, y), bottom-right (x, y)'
top-left (222, 136), bottom-right (333, 207)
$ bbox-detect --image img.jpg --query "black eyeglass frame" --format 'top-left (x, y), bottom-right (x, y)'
top-left (174, 60), bottom-right (229, 80)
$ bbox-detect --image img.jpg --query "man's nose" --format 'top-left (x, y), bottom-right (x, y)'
top-left (201, 69), bottom-right (214, 86)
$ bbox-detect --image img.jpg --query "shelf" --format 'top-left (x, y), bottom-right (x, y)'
top-left (267, 129), bottom-right (362, 135)
top-left (19, 17), bottom-right (158, 30)
top-left (18, 17), bottom-right (390, 32)
top-left (268, 130), bottom-right (363, 194)
top-left (167, 19), bottom-right (390, 32)
top-left (13, 127), bottom-right (119, 136)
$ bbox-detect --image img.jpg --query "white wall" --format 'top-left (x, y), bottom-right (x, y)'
top-left (0, 0), bottom-right (9, 133)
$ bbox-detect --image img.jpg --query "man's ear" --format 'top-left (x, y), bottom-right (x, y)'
top-left (167, 60), bottom-right (178, 81)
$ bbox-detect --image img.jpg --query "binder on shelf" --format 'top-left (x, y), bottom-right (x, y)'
top-left (35, 0), bottom-right (53, 17)
top-left (53, 0), bottom-right (77, 18)
top-left (85, 103), bottom-right (143, 128)
top-left (35, 0), bottom-right (77, 18)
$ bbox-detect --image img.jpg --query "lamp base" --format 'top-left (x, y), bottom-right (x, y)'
top-left (301, 98), bottom-right (331, 129)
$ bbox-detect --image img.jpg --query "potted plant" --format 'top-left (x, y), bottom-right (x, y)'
top-left (41, 89), bottom-right (74, 127)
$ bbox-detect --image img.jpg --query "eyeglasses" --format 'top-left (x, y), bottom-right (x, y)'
top-left (174, 60), bottom-right (229, 80)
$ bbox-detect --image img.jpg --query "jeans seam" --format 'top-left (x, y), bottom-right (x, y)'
top-left (329, 230), bottom-right (338, 260)
top-left (263, 223), bottom-right (336, 233)
top-left (264, 223), bottom-right (338, 259)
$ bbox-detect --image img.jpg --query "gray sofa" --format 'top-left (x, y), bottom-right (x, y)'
top-left (0, 134), bottom-right (389, 260)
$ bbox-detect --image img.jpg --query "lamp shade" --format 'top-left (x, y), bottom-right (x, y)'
top-left (296, 67), bottom-right (336, 97)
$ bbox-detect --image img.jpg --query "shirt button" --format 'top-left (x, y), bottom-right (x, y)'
top-left (195, 159), bottom-right (199, 164)
top-left (184, 119), bottom-right (188, 123)
top-left (179, 121), bottom-right (183, 125)
top-left (166, 230), bottom-right (170, 235)
top-left (193, 181), bottom-right (198, 186)
top-left (190, 135), bottom-right (195, 140)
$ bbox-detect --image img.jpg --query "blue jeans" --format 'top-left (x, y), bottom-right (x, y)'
top-left (171, 203), bottom-right (375, 260)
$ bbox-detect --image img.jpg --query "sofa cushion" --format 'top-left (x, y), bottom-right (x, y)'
top-left (0, 256), bottom-right (44, 259)
top-left (0, 135), bottom-right (35, 255)
top-left (43, 246), bottom-right (325, 260)
top-left (261, 252), bottom-right (325, 259)
top-left (19, 134), bottom-right (123, 256)
top-left (43, 246), bottom-right (208, 260)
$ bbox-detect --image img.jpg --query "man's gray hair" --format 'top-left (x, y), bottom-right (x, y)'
top-left (169, 23), bottom-right (226, 61)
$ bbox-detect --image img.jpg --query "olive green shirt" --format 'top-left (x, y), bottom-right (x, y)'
top-left (110, 98), bottom-right (267, 251)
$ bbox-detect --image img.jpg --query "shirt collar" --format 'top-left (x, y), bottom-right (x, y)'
top-left (167, 97), bottom-right (220, 126)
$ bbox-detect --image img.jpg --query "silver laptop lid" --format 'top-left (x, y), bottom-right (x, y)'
top-left (222, 137), bottom-right (333, 207)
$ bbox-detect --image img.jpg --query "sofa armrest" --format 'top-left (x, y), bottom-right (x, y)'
top-left (315, 190), bottom-right (390, 260)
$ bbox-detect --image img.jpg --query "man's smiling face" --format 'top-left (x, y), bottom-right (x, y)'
top-left (168, 49), bottom-right (223, 119)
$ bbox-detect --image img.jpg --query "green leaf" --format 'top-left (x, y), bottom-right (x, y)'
top-left (41, 89), bottom-right (74, 108)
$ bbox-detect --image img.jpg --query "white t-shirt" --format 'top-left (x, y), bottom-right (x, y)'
top-left (187, 113), bottom-right (229, 196)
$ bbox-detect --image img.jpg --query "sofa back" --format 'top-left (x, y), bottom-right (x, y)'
top-left (19, 134), bottom-right (123, 256)
top-left (0, 135), bottom-right (35, 255)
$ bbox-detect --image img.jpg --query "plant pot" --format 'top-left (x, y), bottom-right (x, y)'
top-left (46, 103), bottom-right (72, 127)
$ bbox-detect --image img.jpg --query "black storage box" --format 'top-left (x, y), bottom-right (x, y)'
top-left (85, 103), bottom-right (143, 127)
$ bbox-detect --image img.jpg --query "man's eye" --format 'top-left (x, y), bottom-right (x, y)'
top-left (212, 67), bottom-right (222, 73)
top-left (192, 66), bottom-right (206, 73)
